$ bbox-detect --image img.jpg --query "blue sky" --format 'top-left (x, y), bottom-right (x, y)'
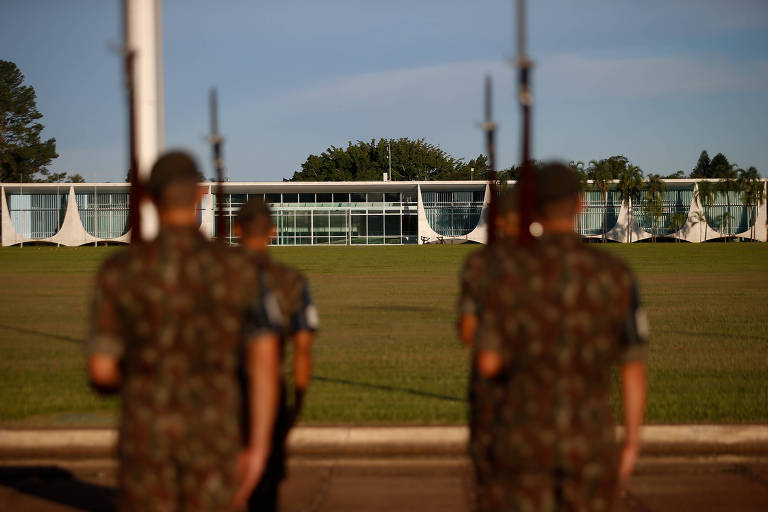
top-left (2, 0), bottom-right (767, 182)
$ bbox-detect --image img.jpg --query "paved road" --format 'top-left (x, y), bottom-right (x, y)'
top-left (1, 455), bottom-right (767, 511)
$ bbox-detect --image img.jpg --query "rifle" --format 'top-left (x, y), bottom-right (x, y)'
top-left (483, 76), bottom-right (499, 245)
top-left (209, 88), bottom-right (227, 242)
top-left (516, 0), bottom-right (535, 245)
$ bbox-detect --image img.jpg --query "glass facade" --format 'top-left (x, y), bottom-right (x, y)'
top-left (632, 186), bottom-right (694, 236)
top-left (703, 190), bottom-right (752, 235)
top-left (2, 180), bottom-right (765, 246)
top-left (6, 189), bottom-right (68, 239)
top-left (422, 190), bottom-right (484, 237)
top-left (577, 189), bottom-right (622, 237)
top-left (76, 191), bottom-right (130, 238)
top-left (212, 190), bottom-right (419, 245)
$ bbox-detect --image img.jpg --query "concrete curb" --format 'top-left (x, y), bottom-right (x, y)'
top-left (1, 425), bottom-right (766, 458)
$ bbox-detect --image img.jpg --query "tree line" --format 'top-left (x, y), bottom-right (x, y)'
top-left (291, 140), bottom-right (763, 243)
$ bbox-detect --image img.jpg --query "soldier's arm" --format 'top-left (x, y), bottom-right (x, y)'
top-left (618, 280), bottom-right (649, 488)
top-left (86, 266), bottom-right (124, 392)
top-left (235, 284), bottom-right (282, 507)
top-left (474, 303), bottom-right (503, 378)
top-left (291, 281), bottom-right (318, 414)
top-left (619, 361), bottom-right (646, 486)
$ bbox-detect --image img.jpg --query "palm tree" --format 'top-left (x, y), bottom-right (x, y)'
top-left (695, 180), bottom-right (715, 241)
top-left (644, 174), bottom-right (666, 242)
top-left (588, 160), bottom-right (613, 243)
top-left (618, 164), bottom-right (643, 243)
top-left (570, 160), bottom-right (588, 237)
top-left (717, 167), bottom-right (738, 241)
top-left (668, 211), bottom-right (688, 242)
top-left (719, 210), bottom-right (734, 242)
top-left (738, 167), bottom-right (763, 241)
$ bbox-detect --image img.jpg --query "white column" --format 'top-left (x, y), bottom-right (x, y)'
top-left (126, 0), bottom-right (164, 240)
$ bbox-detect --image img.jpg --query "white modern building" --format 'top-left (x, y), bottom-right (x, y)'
top-left (1, 179), bottom-right (766, 247)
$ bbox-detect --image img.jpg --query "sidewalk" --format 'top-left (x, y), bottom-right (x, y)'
top-left (2, 455), bottom-right (768, 512)
top-left (1, 425), bottom-right (767, 458)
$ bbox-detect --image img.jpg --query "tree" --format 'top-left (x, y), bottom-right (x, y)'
top-left (0, 60), bottom-right (79, 183)
top-left (644, 174), bottom-right (666, 242)
top-left (709, 153), bottom-right (735, 179)
top-left (716, 169), bottom-right (739, 241)
top-left (665, 170), bottom-right (685, 179)
top-left (668, 211), bottom-right (688, 242)
top-left (690, 150), bottom-right (711, 178)
top-left (289, 138), bottom-right (487, 182)
top-left (618, 164), bottom-right (643, 243)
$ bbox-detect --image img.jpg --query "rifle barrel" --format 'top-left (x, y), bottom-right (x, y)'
top-left (484, 75), bottom-right (498, 245)
top-left (210, 88), bottom-right (226, 242)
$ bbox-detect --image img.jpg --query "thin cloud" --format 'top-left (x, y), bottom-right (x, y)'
top-left (257, 53), bottom-right (768, 115)
top-left (541, 54), bottom-right (768, 100)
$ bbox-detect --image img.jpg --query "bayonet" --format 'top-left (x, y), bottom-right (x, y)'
top-left (209, 88), bottom-right (227, 242)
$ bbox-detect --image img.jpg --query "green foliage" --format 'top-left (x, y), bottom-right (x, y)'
top-left (289, 138), bottom-right (488, 182)
top-left (0, 60), bottom-right (71, 183)
top-left (709, 153), bottom-right (736, 179)
top-left (0, 60), bottom-right (82, 183)
top-left (587, 156), bottom-right (633, 242)
top-left (691, 150), bottom-right (711, 178)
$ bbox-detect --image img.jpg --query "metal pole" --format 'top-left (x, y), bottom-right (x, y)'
top-left (517, 0), bottom-right (535, 245)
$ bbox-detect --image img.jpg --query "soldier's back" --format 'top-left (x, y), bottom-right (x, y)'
top-left (100, 226), bottom-right (258, 441)
top-left (480, 233), bottom-right (635, 470)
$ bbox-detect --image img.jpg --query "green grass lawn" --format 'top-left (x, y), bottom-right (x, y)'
top-left (0, 243), bottom-right (766, 426)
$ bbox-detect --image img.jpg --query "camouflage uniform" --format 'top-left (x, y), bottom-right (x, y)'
top-left (245, 251), bottom-right (318, 512)
top-left (474, 234), bottom-right (648, 512)
top-left (88, 226), bottom-right (278, 512)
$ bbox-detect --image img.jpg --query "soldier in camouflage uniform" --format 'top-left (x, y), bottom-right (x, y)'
top-left (472, 163), bottom-right (648, 511)
top-left (87, 152), bottom-right (282, 512)
top-left (234, 198), bottom-right (319, 512)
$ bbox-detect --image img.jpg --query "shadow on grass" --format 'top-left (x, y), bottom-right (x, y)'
top-left (313, 375), bottom-right (466, 403)
top-left (0, 466), bottom-right (115, 511)
top-left (0, 323), bottom-right (82, 344)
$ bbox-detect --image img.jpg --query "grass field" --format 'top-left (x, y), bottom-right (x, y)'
top-left (0, 243), bottom-right (766, 426)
